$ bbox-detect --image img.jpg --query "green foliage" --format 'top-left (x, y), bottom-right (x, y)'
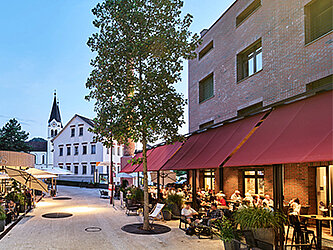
top-left (0, 206), bottom-right (6, 220)
top-left (86, 0), bottom-right (199, 230)
top-left (234, 207), bottom-right (287, 230)
top-left (0, 118), bottom-right (31, 153)
top-left (5, 191), bottom-right (25, 206)
top-left (213, 216), bottom-right (237, 242)
top-left (165, 193), bottom-right (183, 209)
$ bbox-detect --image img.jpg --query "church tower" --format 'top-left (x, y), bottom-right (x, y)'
top-left (47, 91), bottom-right (63, 168)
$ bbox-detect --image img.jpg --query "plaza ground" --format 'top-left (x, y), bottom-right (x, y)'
top-left (0, 186), bottom-right (222, 250)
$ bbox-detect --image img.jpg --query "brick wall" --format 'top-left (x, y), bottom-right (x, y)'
top-left (189, 0), bottom-right (333, 132)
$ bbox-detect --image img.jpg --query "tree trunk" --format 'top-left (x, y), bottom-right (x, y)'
top-left (142, 137), bottom-right (150, 230)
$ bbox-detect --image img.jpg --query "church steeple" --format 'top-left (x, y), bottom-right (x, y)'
top-left (49, 90), bottom-right (62, 124)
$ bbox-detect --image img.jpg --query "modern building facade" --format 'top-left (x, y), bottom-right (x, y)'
top-left (52, 114), bottom-right (125, 184)
top-left (187, 0), bottom-right (332, 215)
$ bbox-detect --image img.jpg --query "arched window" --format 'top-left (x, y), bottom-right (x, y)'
top-left (34, 154), bottom-right (37, 164)
top-left (55, 130), bottom-right (58, 136)
top-left (51, 130), bottom-right (54, 137)
top-left (42, 155), bottom-right (45, 164)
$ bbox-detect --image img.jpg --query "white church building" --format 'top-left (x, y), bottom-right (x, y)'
top-left (51, 114), bottom-right (124, 184)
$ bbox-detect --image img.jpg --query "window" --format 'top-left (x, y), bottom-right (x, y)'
top-left (82, 145), bottom-right (87, 155)
top-left (82, 165), bottom-right (87, 175)
top-left (59, 165), bottom-right (63, 169)
top-left (91, 144), bottom-right (96, 154)
top-left (67, 165), bottom-right (71, 171)
top-left (243, 169), bottom-right (264, 195)
top-left (74, 165), bottom-right (78, 174)
top-left (71, 128), bottom-right (75, 137)
top-left (112, 147), bottom-right (115, 155)
top-left (106, 148), bottom-right (109, 154)
top-left (198, 41), bottom-right (214, 60)
top-left (237, 39), bottom-right (262, 81)
top-left (236, 0), bottom-right (261, 27)
top-left (34, 154), bottom-right (37, 164)
top-left (306, 74), bottom-right (333, 91)
top-left (79, 127), bottom-right (83, 136)
top-left (203, 169), bottom-right (215, 191)
top-left (51, 130), bottom-right (54, 137)
top-left (74, 146), bottom-right (79, 155)
top-left (42, 155), bottom-right (45, 164)
top-left (55, 130), bottom-right (58, 136)
top-left (91, 164), bottom-right (96, 175)
top-left (199, 73), bottom-right (214, 103)
top-left (237, 101), bottom-right (263, 117)
top-left (199, 120), bottom-right (214, 129)
top-left (305, 0), bottom-right (333, 43)
top-left (67, 146), bottom-right (71, 156)
top-left (117, 147), bottom-right (120, 156)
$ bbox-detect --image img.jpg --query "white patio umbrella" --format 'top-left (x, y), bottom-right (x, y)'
top-left (42, 167), bottom-right (73, 175)
top-left (1, 166), bottom-right (48, 192)
top-left (26, 168), bottom-right (57, 179)
top-left (116, 173), bottom-right (134, 178)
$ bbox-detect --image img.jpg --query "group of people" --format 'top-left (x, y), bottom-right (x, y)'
top-left (230, 190), bottom-right (274, 211)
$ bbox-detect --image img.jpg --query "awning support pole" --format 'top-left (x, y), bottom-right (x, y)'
top-left (219, 167), bottom-right (223, 192)
top-left (273, 164), bottom-right (284, 249)
top-left (137, 172), bottom-right (140, 187)
top-left (192, 169), bottom-right (197, 210)
top-left (157, 170), bottom-right (160, 200)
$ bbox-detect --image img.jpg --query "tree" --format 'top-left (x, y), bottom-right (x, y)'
top-left (86, 0), bottom-right (199, 230)
top-left (0, 119), bottom-right (31, 153)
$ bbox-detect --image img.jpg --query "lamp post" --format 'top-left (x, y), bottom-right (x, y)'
top-left (109, 144), bottom-right (114, 205)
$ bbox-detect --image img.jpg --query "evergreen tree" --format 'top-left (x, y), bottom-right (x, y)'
top-left (0, 119), bottom-right (31, 152)
top-left (86, 0), bottom-right (199, 230)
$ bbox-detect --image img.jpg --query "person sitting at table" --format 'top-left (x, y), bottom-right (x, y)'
top-left (216, 192), bottom-right (227, 206)
top-left (263, 201), bottom-right (274, 212)
top-left (7, 200), bottom-right (17, 220)
top-left (231, 190), bottom-right (242, 202)
top-left (318, 201), bottom-right (328, 216)
top-left (263, 195), bottom-right (274, 208)
top-left (289, 198), bottom-right (301, 215)
top-left (244, 192), bottom-right (254, 206)
top-left (206, 203), bottom-right (223, 225)
top-left (253, 194), bottom-right (263, 207)
top-left (181, 202), bottom-right (199, 224)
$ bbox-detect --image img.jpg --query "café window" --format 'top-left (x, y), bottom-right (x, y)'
top-left (199, 73), bottom-right (214, 103)
top-left (237, 39), bottom-right (262, 81)
top-left (204, 169), bottom-right (215, 191)
top-left (305, 0), bottom-right (333, 43)
top-left (243, 169), bottom-right (264, 195)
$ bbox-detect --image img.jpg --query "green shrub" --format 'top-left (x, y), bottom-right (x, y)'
top-left (234, 207), bottom-right (287, 230)
top-left (213, 216), bottom-right (237, 242)
top-left (0, 206), bottom-right (6, 220)
top-left (165, 193), bottom-right (183, 209)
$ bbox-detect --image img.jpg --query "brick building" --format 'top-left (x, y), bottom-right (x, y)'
top-left (185, 0), bottom-right (332, 215)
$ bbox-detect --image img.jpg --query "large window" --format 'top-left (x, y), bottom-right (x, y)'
top-left (204, 169), bottom-right (215, 191)
top-left (243, 170), bottom-right (264, 195)
top-left (82, 165), bottom-right (87, 175)
top-left (74, 165), bottom-right (78, 174)
top-left (66, 165), bottom-right (71, 171)
top-left (91, 164), bottom-right (96, 175)
top-left (305, 0), bottom-right (333, 43)
top-left (67, 146), bottom-right (71, 156)
top-left (199, 73), bottom-right (214, 103)
top-left (74, 146), bottom-right (79, 155)
top-left (237, 39), bottom-right (262, 81)
top-left (59, 147), bottom-right (63, 156)
top-left (236, 0), bottom-right (261, 27)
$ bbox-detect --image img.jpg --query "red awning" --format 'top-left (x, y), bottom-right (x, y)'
top-left (161, 113), bottom-right (265, 170)
top-left (120, 152), bottom-right (143, 173)
top-left (225, 91), bottom-right (333, 167)
top-left (134, 142), bottom-right (183, 172)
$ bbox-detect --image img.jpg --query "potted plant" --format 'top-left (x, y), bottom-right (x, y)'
top-left (162, 205), bottom-right (172, 221)
top-left (213, 216), bottom-right (238, 250)
top-left (234, 207), bottom-right (286, 245)
top-left (0, 206), bottom-right (6, 232)
top-left (165, 193), bottom-right (183, 217)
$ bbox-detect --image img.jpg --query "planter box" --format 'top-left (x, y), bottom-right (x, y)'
top-left (252, 228), bottom-right (275, 246)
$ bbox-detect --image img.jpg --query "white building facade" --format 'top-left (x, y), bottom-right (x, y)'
top-left (52, 114), bottom-right (124, 184)
top-left (27, 138), bottom-right (48, 169)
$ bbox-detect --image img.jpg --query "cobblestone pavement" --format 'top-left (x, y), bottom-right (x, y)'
top-left (0, 185), bottom-right (222, 250)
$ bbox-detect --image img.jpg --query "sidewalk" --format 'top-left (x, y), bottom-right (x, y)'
top-left (0, 186), bottom-right (222, 250)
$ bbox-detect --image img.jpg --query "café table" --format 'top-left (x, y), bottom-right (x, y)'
top-left (299, 214), bottom-right (333, 250)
